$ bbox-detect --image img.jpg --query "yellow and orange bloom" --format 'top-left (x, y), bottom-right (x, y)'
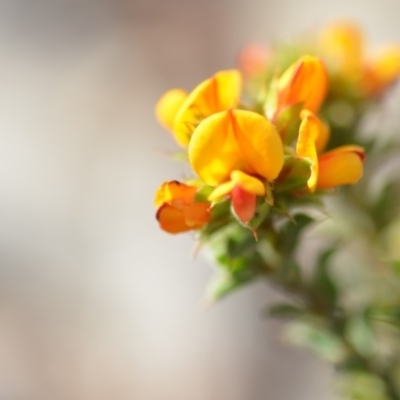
top-left (267, 55), bottom-right (328, 121)
top-left (319, 22), bottom-right (364, 76)
top-left (319, 21), bottom-right (400, 97)
top-left (155, 181), bottom-right (210, 234)
top-left (155, 70), bottom-right (242, 147)
top-left (189, 109), bottom-right (284, 223)
top-left (296, 110), bottom-right (364, 192)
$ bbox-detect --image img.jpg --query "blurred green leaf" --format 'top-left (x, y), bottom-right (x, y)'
top-left (268, 303), bottom-right (305, 319)
top-left (335, 372), bottom-right (390, 400)
top-left (345, 315), bottom-right (375, 358)
top-left (277, 213), bottom-right (315, 256)
top-left (370, 182), bottom-right (400, 232)
top-left (311, 248), bottom-right (338, 310)
top-left (284, 321), bottom-right (348, 363)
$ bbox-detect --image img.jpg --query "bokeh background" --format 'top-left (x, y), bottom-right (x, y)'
top-left (0, 1), bottom-right (399, 399)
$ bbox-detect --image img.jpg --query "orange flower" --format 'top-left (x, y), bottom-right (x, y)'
top-left (155, 181), bottom-right (210, 234)
top-left (237, 43), bottom-right (270, 76)
top-left (267, 55), bottom-right (328, 121)
top-left (189, 109), bottom-right (284, 223)
top-left (155, 70), bottom-right (242, 147)
top-left (297, 110), bottom-right (364, 192)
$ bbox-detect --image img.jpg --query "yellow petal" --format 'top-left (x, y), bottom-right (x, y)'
top-left (173, 70), bottom-right (242, 147)
top-left (296, 111), bottom-right (320, 192)
top-left (230, 110), bottom-right (284, 180)
top-left (189, 109), bottom-right (284, 186)
top-left (207, 170), bottom-right (265, 201)
top-left (317, 145), bottom-right (365, 189)
top-left (155, 89), bottom-right (188, 131)
top-left (278, 56), bottom-right (328, 113)
top-left (231, 170), bottom-right (265, 196)
top-left (189, 110), bottom-right (239, 186)
top-left (208, 181), bottom-right (236, 201)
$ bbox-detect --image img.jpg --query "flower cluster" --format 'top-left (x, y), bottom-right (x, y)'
top-left (154, 22), bottom-right (400, 238)
top-left (154, 53), bottom-right (367, 235)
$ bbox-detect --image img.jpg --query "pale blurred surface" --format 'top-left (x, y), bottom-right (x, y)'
top-left (0, 1), bottom-right (399, 399)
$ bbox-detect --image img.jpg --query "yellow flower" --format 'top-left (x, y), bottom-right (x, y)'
top-left (319, 22), bottom-right (364, 76)
top-left (363, 46), bottom-right (400, 96)
top-left (297, 110), bottom-right (364, 192)
top-left (267, 55), bottom-right (328, 121)
top-left (155, 181), bottom-right (210, 234)
top-left (154, 70), bottom-right (242, 147)
top-left (189, 109), bottom-right (284, 222)
top-left (319, 21), bottom-right (400, 97)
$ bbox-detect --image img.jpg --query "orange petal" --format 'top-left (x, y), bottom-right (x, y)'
top-left (278, 56), bottom-right (328, 113)
top-left (172, 70), bottom-right (242, 147)
top-left (183, 203), bottom-right (211, 227)
top-left (155, 89), bottom-right (188, 131)
top-left (156, 204), bottom-right (192, 234)
top-left (189, 109), bottom-right (284, 186)
top-left (231, 185), bottom-right (257, 223)
top-left (317, 145), bottom-right (364, 189)
top-left (156, 202), bottom-right (210, 234)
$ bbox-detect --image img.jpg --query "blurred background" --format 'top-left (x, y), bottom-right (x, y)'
top-left (0, 0), bottom-right (399, 399)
